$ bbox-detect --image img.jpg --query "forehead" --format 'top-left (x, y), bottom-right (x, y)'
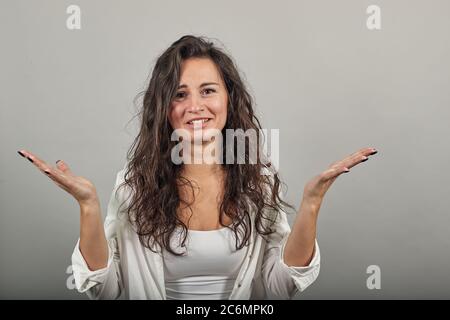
top-left (179, 57), bottom-right (222, 84)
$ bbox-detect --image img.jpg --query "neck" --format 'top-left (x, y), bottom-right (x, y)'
top-left (181, 162), bottom-right (224, 179)
top-left (182, 139), bottom-right (224, 177)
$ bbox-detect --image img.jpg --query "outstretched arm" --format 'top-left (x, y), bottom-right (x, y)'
top-left (283, 147), bottom-right (378, 267)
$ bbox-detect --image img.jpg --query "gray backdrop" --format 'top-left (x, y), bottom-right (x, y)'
top-left (1, 0), bottom-right (449, 299)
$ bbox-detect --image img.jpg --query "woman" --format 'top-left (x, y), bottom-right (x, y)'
top-left (17, 35), bottom-right (377, 300)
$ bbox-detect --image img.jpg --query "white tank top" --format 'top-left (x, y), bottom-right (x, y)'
top-left (163, 224), bottom-right (247, 300)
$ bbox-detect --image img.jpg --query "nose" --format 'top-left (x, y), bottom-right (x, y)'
top-left (186, 92), bottom-right (204, 113)
top-left (188, 105), bottom-right (204, 113)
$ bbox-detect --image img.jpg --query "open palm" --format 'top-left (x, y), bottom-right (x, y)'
top-left (17, 149), bottom-right (98, 205)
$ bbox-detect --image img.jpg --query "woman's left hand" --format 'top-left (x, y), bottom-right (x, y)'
top-left (302, 147), bottom-right (378, 206)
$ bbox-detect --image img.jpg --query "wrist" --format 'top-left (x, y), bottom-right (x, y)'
top-left (300, 196), bottom-right (322, 214)
top-left (78, 198), bottom-right (100, 213)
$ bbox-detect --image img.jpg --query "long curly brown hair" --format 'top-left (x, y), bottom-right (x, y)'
top-left (115, 35), bottom-right (295, 256)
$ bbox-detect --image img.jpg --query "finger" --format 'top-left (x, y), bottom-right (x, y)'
top-left (344, 147), bottom-right (376, 162)
top-left (346, 154), bottom-right (370, 169)
top-left (18, 150), bottom-right (77, 193)
top-left (353, 147), bottom-right (377, 157)
top-left (320, 166), bottom-right (350, 181)
top-left (330, 147), bottom-right (378, 170)
top-left (44, 167), bottom-right (74, 191)
top-left (56, 159), bottom-right (73, 175)
top-left (18, 149), bottom-right (54, 174)
top-left (329, 148), bottom-right (366, 167)
top-left (344, 147), bottom-right (378, 169)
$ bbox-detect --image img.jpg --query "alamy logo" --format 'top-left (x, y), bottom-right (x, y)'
top-left (170, 127), bottom-right (280, 175)
top-left (66, 5), bottom-right (81, 30)
top-left (366, 5), bottom-right (381, 30)
top-left (366, 265), bottom-right (381, 290)
top-left (66, 265), bottom-right (76, 290)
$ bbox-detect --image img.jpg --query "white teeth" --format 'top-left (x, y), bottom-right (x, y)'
top-left (188, 119), bottom-right (209, 125)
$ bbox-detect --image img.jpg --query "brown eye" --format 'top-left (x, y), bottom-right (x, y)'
top-left (175, 92), bottom-right (186, 99)
top-left (203, 88), bottom-right (216, 95)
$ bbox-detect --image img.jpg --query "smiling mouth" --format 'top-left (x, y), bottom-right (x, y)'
top-left (187, 119), bottom-right (210, 125)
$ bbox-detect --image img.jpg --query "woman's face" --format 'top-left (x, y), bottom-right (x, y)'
top-left (168, 57), bottom-right (228, 140)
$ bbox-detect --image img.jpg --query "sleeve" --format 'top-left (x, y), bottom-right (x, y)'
top-left (261, 206), bottom-right (321, 300)
top-left (71, 167), bottom-right (127, 300)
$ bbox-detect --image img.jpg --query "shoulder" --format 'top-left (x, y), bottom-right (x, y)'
top-left (107, 163), bottom-right (132, 221)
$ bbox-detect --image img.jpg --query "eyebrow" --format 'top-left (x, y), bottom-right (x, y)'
top-left (177, 82), bottom-right (220, 89)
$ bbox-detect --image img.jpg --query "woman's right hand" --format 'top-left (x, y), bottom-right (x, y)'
top-left (18, 149), bottom-right (99, 206)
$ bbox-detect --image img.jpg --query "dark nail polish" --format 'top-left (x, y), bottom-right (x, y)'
top-left (44, 171), bottom-right (50, 175)
top-left (370, 150), bottom-right (378, 155)
top-left (56, 160), bottom-right (61, 164)
top-left (18, 151), bottom-right (25, 157)
top-left (27, 157), bottom-right (34, 163)
top-left (361, 158), bottom-right (368, 162)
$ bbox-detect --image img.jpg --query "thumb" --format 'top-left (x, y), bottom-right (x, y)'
top-left (56, 159), bottom-right (73, 175)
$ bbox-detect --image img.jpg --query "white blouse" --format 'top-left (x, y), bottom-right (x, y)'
top-left (163, 225), bottom-right (247, 300)
top-left (71, 165), bottom-right (321, 299)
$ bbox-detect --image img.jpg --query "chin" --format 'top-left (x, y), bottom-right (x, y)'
top-left (181, 128), bottom-right (223, 144)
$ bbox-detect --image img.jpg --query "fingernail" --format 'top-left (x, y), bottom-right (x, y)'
top-left (361, 157), bottom-right (368, 162)
top-left (56, 160), bottom-right (61, 164)
top-left (370, 150), bottom-right (378, 155)
top-left (27, 157), bottom-right (34, 163)
top-left (343, 168), bottom-right (350, 173)
top-left (18, 151), bottom-right (25, 158)
top-left (44, 170), bottom-right (50, 175)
